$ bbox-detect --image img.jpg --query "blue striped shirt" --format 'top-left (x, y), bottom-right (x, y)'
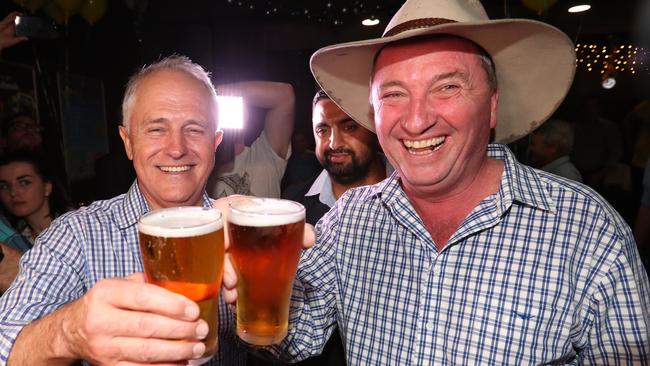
top-left (0, 182), bottom-right (245, 365)
top-left (276, 144), bottom-right (650, 365)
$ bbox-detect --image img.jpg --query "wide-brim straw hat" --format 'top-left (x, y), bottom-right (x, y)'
top-left (310, 0), bottom-right (576, 143)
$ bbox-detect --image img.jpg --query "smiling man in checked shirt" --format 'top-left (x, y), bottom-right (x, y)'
top-left (223, 0), bottom-right (650, 364)
top-left (0, 56), bottom-right (246, 365)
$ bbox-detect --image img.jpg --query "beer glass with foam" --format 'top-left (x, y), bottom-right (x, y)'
top-left (138, 207), bottom-right (224, 365)
top-left (227, 197), bottom-right (305, 345)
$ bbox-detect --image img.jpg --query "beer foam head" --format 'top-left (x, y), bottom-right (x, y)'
top-left (138, 207), bottom-right (223, 238)
top-left (228, 198), bottom-right (305, 227)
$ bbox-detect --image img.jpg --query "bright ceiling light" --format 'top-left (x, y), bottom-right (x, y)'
top-left (568, 4), bottom-right (591, 13)
top-left (362, 18), bottom-right (380, 26)
top-left (217, 96), bottom-right (244, 129)
top-left (601, 77), bottom-right (616, 89)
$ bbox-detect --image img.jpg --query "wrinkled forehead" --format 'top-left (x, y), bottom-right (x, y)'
top-left (132, 70), bottom-right (218, 121)
top-left (372, 34), bottom-right (485, 77)
top-left (137, 69), bottom-right (215, 100)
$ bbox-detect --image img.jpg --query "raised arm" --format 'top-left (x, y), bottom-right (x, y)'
top-left (217, 81), bottom-right (295, 158)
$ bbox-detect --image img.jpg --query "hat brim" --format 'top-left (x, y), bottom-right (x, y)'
top-left (310, 19), bottom-right (575, 143)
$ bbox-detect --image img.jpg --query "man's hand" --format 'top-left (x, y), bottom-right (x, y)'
top-left (0, 243), bottom-right (22, 292)
top-left (0, 12), bottom-right (28, 51)
top-left (212, 196), bottom-right (315, 304)
top-left (10, 273), bottom-right (209, 365)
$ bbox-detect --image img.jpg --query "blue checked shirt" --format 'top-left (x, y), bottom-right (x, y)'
top-left (273, 144), bottom-right (650, 365)
top-left (0, 182), bottom-right (245, 365)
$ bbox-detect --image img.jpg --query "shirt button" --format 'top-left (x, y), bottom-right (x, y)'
top-left (422, 360), bottom-right (431, 366)
top-left (426, 322), bottom-right (434, 331)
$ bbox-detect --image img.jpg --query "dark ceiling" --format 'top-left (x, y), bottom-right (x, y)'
top-left (143, 0), bottom-right (645, 42)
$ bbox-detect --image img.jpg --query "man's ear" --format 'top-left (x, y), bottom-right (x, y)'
top-left (214, 130), bottom-right (223, 152)
top-left (489, 90), bottom-right (499, 129)
top-left (118, 125), bottom-right (134, 160)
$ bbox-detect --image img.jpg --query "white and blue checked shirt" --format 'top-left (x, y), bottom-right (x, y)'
top-left (275, 144), bottom-right (650, 365)
top-left (0, 182), bottom-right (246, 365)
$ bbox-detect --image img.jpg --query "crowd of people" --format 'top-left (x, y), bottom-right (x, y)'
top-left (0, 0), bottom-right (648, 364)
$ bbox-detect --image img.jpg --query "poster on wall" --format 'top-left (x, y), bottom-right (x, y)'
top-left (0, 61), bottom-right (39, 131)
top-left (57, 72), bottom-right (108, 184)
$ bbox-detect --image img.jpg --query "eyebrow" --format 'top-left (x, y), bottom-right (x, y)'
top-left (377, 70), bottom-right (469, 90)
top-left (315, 117), bottom-right (355, 128)
top-left (144, 118), bottom-right (168, 125)
top-left (17, 175), bottom-right (33, 180)
top-left (431, 70), bottom-right (469, 84)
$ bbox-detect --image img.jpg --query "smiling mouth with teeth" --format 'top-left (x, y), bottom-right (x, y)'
top-left (159, 165), bottom-right (191, 173)
top-left (402, 136), bottom-right (446, 155)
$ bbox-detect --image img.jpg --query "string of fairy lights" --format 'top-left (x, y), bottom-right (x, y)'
top-left (575, 43), bottom-right (648, 76)
top-left (223, 0), bottom-right (401, 25)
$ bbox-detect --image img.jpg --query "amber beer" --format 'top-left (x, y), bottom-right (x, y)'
top-left (138, 207), bottom-right (224, 365)
top-left (228, 198), bottom-right (305, 345)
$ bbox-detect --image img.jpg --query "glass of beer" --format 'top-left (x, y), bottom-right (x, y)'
top-left (138, 207), bottom-right (224, 365)
top-left (227, 197), bottom-right (305, 345)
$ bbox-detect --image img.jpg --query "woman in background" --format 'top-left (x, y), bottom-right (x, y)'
top-left (0, 151), bottom-right (72, 245)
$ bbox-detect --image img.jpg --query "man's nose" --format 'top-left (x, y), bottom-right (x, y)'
top-left (402, 97), bottom-right (431, 133)
top-left (328, 128), bottom-right (343, 150)
top-left (166, 131), bottom-right (188, 158)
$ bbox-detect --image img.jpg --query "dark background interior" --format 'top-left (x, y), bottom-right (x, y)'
top-left (1, 0), bottom-right (649, 204)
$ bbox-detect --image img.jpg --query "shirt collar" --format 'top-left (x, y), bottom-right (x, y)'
top-left (116, 180), bottom-right (213, 229)
top-left (488, 144), bottom-right (555, 213)
top-left (306, 170), bottom-right (337, 208)
top-left (371, 144), bottom-right (555, 213)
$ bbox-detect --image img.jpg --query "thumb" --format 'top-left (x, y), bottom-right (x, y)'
top-left (303, 223), bottom-right (315, 249)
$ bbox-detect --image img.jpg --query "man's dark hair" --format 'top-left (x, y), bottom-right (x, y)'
top-left (312, 89), bottom-right (331, 107)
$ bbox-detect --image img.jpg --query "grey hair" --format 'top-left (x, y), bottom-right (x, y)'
top-left (533, 118), bottom-right (575, 156)
top-left (121, 55), bottom-right (218, 130)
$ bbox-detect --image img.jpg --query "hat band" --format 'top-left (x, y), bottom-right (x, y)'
top-left (384, 18), bottom-right (458, 37)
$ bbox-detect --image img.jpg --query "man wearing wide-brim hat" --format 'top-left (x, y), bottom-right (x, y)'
top-left (225, 0), bottom-right (650, 363)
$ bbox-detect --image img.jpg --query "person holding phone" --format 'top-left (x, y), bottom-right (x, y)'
top-left (0, 12), bottom-right (28, 54)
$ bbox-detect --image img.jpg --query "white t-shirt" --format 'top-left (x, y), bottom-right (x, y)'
top-left (207, 132), bottom-right (290, 198)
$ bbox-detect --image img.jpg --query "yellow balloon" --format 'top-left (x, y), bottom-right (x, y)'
top-left (80, 0), bottom-right (107, 25)
top-left (43, 0), bottom-right (66, 24)
top-left (25, 0), bottom-right (46, 13)
top-left (521, 0), bottom-right (558, 14)
top-left (53, 0), bottom-right (83, 12)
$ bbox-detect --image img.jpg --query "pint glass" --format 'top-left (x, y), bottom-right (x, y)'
top-left (138, 207), bottom-right (224, 365)
top-left (228, 198), bottom-right (305, 345)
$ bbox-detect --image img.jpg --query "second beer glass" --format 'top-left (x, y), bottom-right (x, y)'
top-left (138, 207), bottom-right (224, 365)
top-left (228, 197), bottom-right (305, 345)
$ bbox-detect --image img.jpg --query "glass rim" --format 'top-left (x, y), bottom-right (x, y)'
top-left (138, 206), bottom-right (223, 238)
top-left (228, 197), bottom-right (305, 217)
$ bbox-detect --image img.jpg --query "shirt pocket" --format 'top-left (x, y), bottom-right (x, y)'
top-left (467, 299), bottom-right (572, 364)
